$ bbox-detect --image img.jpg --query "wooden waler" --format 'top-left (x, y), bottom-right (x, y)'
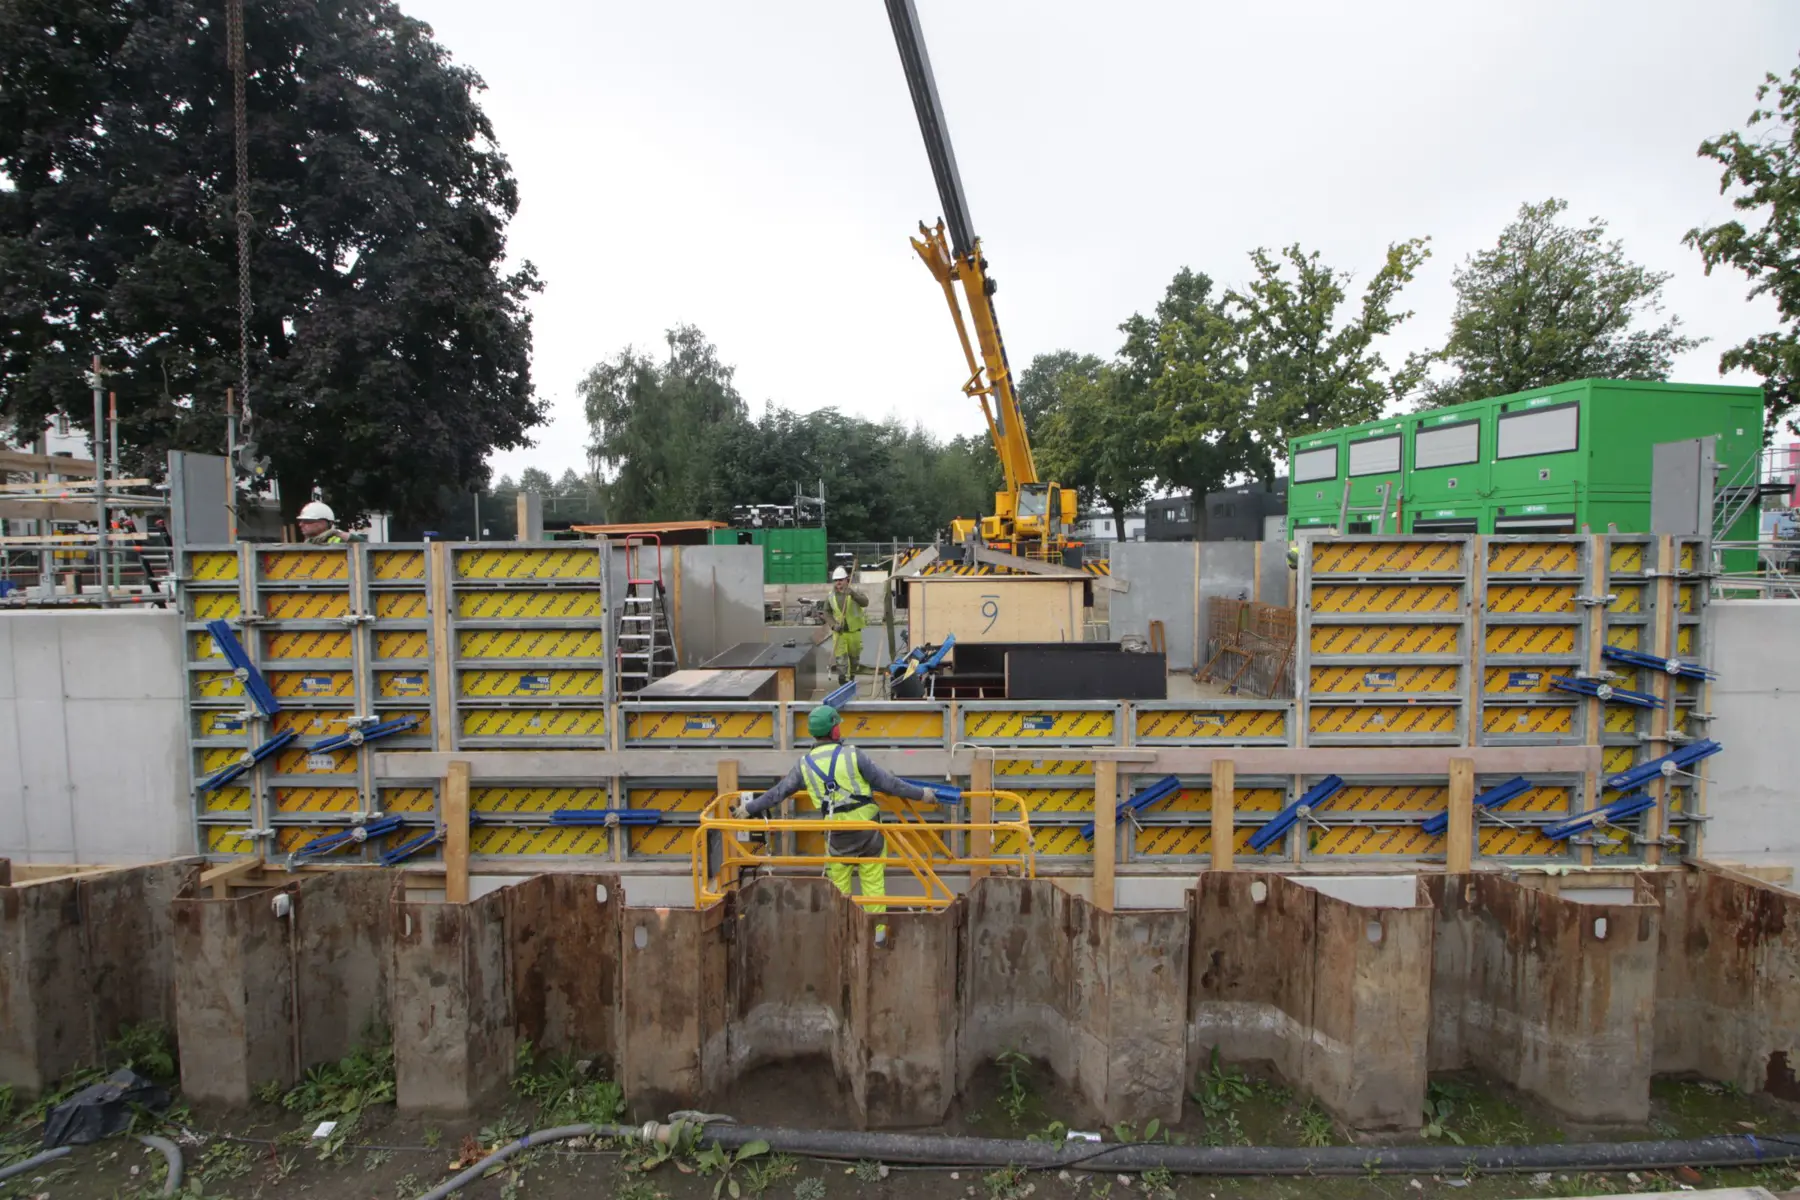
top-left (1197, 599), bottom-right (1297, 698)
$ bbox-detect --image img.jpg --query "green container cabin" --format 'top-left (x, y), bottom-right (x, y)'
top-left (709, 526), bottom-right (829, 584)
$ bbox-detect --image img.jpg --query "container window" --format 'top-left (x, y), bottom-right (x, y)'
top-left (1497, 403), bottom-right (1579, 459)
top-left (1348, 434), bottom-right (1401, 477)
top-left (1293, 445), bottom-right (1338, 483)
top-left (1414, 420), bottom-right (1480, 469)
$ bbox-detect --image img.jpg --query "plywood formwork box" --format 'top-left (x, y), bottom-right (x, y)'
top-left (906, 576), bottom-right (1085, 645)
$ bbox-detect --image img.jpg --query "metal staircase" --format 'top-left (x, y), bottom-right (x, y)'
top-left (615, 535), bottom-right (677, 693)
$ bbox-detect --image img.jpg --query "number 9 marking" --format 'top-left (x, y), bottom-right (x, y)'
top-left (980, 595), bottom-right (1000, 633)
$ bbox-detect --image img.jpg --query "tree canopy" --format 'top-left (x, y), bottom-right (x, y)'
top-left (1418, 199), bottom-right (1697, 409)
top-left (0, 0), bottom-right (541, 520)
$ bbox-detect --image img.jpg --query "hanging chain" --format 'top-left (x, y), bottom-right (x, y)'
top-left (226, 0), bottom-right (253, 447)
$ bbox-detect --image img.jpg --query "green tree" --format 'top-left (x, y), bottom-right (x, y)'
top-left (1420, 199), bottom-right (1698, 409)
top-left (1023, 354), bottom-right (1156, 539)
top-left (0, 0), bottom-right (542, 521)
top-left (517, 467), bottom-right (555, 495)
top-left (1687, 61), bottom-right (1800, 433)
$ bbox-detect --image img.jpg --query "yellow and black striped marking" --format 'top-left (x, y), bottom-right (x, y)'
top-left (1133, 707), bottom-right (1288, 742)
top-left (625, 708), bottom-right (775, 742)
top-left (457, 628), bottom-right (607, 659)
top-left (267, 670), bottom-right (355, 699)
top-left (455, 590), bottom-right (606, 620)
top-left (1309, 825), bottom-right (1444, 855)
top-left (1486, 542), bottom-right (1581, 575)
top-left (470, 825), bottom-right (610, 855)
top-left (1309, 625), bottom-right (1459, 655)
top-left (370, 550), bottom-right (426, 581)
top-left (994, 758), bottom-right (1094, 778)
top-left (375, 631), bottom-right (429, 659)
top-left (472, 786), bottom-right (607, 814)
top-left (192, 671), bottom-right (245, 699)
top-left (188, 592), bottom-right (242, 620)
top-left (1133, 826), bottom-right (1280, 858)
top-left (460, 708), bottom-right (607, 739)
top-left (1310, 584), bottom-right (1462, 614)
top-left (1335, 785), bottom-right (1448, 813)
top-left (794, 708), bottom-right (947, 744)
top-left (1609, 543), bottom-right (1648, 573)
top-left (1482, 667), bottom-right (1561, 695)
top-left (1486, 584), bottom-right (1578, 614)
top-left (273, 746), bottom-right (357, 776)
top-left (458, 668), bottom-right (604, 698)
top-left (626, 787), bottom-right (715, 813)
top-left (1310, 666), bottom-right (1460, 694)
top-left (274, 787), bottom-right (361, 814)
top-left (962, 708), bottom-right (1116, 742)
top-left (1084, 560), bottom-right (1112, 576)
top-left (200, 786), bottom-right (252, 813)
top-left (258, 549), bottom-right (349, 582)
top-left (1136, 785), bottom-right (1287, 814)
top-left (262, 591), bottom-right (352, 620)
top-left (454, 547), bottom-right (600, 581)
top-left (375, 592), bottom-right (429, 619)
top-left (1309, 705), bottom-right (1460, 737)
top-left (375, 670), bottom-right (432, 699)
top-left (1482, 706), bottom-right (1574, 736)
top-left (380, 787), bottom-right (437, 814)
top-left (188, 551), bottom-right (240, 581)
top-left (630, 826), bottom-right (697, 857)
top-left (1310, 541), bottom-right (1463, 575)
top-left (262, 630), bottom-right (352, 661)
top-left (1479, 827), bottom-right (1567, 857)
top-left (995, 826), bottom-right (1091, 856)
top-left (1483, 625), bottom-right (1578, 655)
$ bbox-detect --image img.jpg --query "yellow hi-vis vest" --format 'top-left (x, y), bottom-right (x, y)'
top-left (801, 742), bottom-right (873, 815)
top-left (828, 590), bottom-right (865, 634)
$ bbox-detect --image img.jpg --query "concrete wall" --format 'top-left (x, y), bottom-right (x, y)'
top-left (1703, 600), bottom-right (1800, 875)
top-left (0, 611), bottom-right (193, 864)
top-left (1112, 542), bottom-right (1277, 672)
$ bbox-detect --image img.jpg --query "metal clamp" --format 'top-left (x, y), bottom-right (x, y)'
top-left (336, 613), bottom-right (375, 626)
top-left (1574, 593), bottom-right (1618, 607)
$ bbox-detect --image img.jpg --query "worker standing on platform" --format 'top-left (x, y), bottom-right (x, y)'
top-left (297, 501), bottom-right (349, 545)
top-left (734, 703), bottom-right (936, 947)
top-left (825, 566), bottom-right (869, 685)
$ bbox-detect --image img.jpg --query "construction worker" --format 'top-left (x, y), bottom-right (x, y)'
top-left (734, 703), bottom-right (938, 947)
top-left (297, 501), bottom-right (349, 545)
top-left (825, 566), bottom-right (868, 684)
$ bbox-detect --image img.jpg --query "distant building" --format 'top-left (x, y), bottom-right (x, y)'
top-left (1146, 479), bottom-right (1288, 542)
top-left (1075, 511), bottom-right (1144, 542)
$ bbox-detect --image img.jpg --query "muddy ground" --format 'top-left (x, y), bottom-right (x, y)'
top-left (2, 1040), bottom-right (1798, 1200)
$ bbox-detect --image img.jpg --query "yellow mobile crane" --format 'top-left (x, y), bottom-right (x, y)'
top-left (884, 0), bottom-right (1079, 563)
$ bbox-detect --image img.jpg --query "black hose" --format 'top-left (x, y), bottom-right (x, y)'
top-left (698, 1124), bottom-right (1800, 1176)
top-left (137, 1135), bottom-right (184, 1196)
top-left (0, 1146), bottom-right (72, 1184)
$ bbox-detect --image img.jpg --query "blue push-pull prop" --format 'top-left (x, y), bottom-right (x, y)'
top-left (198, 728), bottom-right (298, 792)
top-left (313, 715), bottom-right (421, 755)
top-left (1548, 676), bottom-right (1662, 709)
top-left (822, 680), bottom-right (858, 710)
top-left (379, 827), bottom-right (443, 866)
top-left (1601, 645), bottom-right (1717, 682)
top-left (889, 634), bottom-right (956, 682)
top-left (1421, 775), bottom-right (1535, 836)
top-left (205, 620), bottom-right (282, 717)
top-left (290, 814), bottom-right (406, 860)
top-left (549, 808), bottom-right (664, 827)
top-left (1543, 792), bottom-right (1658, 841)
top-left (901, 778), bottom-right (963, 804)
top-left (1079, 774), bottom-right (1182, 840)
top-left (1248, 775), bottom-right (1345, 852)
top-left (1604, 740), bottom-right (1722, 792)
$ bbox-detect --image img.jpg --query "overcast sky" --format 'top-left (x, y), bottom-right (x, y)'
top-left (399, 0), bottom-right (1800, 481)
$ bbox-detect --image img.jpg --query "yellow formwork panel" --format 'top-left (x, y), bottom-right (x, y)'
top-left (267, 670), bottom-right (356, 699)
top-left (1309, 825), bottom-right (1444, 856)
top-left (1334, 784), bottom-right (1448, 813)
top-left (459, 668), bottom-right (603, 698)
top-left (1482, 706), bottom-right (1574, 737)
top-left (996, 826), bottom-right (1092, 856)
top-left (1310, 625), bottom-right (1459, 655)
top-left (1310, 541), bottom-right (1463, 574)
top-left (370, 549), bottom-right (426, 581)
top-left (1675, 585), bottom-right (1699, 614)
top-left (273, 746), bottom-right (357, 776)
top-left (1309, 666), bottom-right (1461, 695)
top-left (1308, 705), bottom-right (1460, 737)
top-left (268, 710), bottom-right (349, 738)
top-left (457, 628), bottom-right (607, 659)
top-left (262, 631), bottom-right (352, 660)
top-left (1603, 746), bottom-right (1637, 774)
top-left (1008, 787), bottom-right (1094, 814)
top-left (1485, 584), bottom-right (1578, 614)
top-left (200, 786), bottom-right (252, 813)
top-left (961, 708), bottom-right (1117, 742)
top-left (203, 826), bottom-right (260, 854)
top-left (188, 551), bottom-right (240, 582)
top-left (195, 710), bottom-right (253, 737)
top-left (1486, 542), bottom-right (1581, 574)
top-left (274, 787), bottom-right (361, 814)
top-left (1609, 543), bottom-right (1649, 573)
top-left (1594, 825), bottom-right (1637, 856)
top-left (1678, 543), bottom-right (1699, 570)
top-left (472, 826), bottom-right (610, 855)
top-left (472, 786), bottom-right (607, 814)
top-left (1137, 785), bottom-right (1287, 814)
top-left (1480, 827), bottom-right (1568, 857)
top-left (375, 631), bottom-right (429, 659)
top-left (630, 826), bottom-right (696, 857)
top-left (377, 670), bottom-right (432, 699)
top-left (1134, 826), bottom-right (1280, 857)
top-left (190, 633), bottom-right (224, 660)
top-left (192, 671), bottom-right (244, 699)
top-left (460, 708), bottom-right (606, 739)
top-left (258, 549), bottom-right (349, 582)
top-left (1310, 584), bottom-right (1462, 614)
top-left (627, 787), bottom-right (715, 813)
top-left (1602, 706), bottom-right (1641, 734)
top-left (1603, 625), bottom-right (1695, 655)
top-left (793, 708), bottom-right (947, 744)
top-left (1133, 708), bottom-right (1288, 743)
top-left (264, 591), bottom-right (352, 620)
top-left (626, 708), bottom-right (775, 743)
top-left (455, 590), bottom-right (605, 619)
top-left (994, 758), bottom-right (1094, 777)
top-left (1496, 785), bottom-right (1572, 814)
top-left (381, 787), bottom-right (437, 814)
top-left (1483, 625), bottom-right (1578, 655)
top-left (453, 547), bottom-right (600, 581)
top-left (1483, 667), bottom-right (1560, 695)
top-left (1608, 586), bottom-right (1646, 614)
top-left (375, 592), bottom-right (429, 619)
top-left (189, 592), bottom-right (242, 620)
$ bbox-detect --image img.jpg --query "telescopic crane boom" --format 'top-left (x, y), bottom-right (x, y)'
top-left (883, 0), bottom-right (1077, 560)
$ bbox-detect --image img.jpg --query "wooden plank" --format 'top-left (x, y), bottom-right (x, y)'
top-left (891, 545), bottom-right (940, 578)
top-left (717, 758), bottom-right (739, 807)
top-left (1644, 535), bottom-right (1675, 866)
top-left (1446, 757), bottom-right (1474, 874)
top-left (202, 856), bottom-right (263, 899)
top-left (0, 450), bottom-right (99, 477)
top-left (444, 760), bottom-right (471, 903)
top-left (1092, 760), bottom-right (1117, 911)
top-left (1211, 759), bottom-right (1235, 871)
top-left (0, 477), bottom-right (150, 494)
top-left (429, 542), bottom-right (456, 754)
top-left (906, 575), bottom-right (1087, 645)
top-left (969, 756), bottom-right (993, 882)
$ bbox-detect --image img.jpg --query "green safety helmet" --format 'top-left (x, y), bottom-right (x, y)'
top-left (807, 704), bottom-right (841, 738)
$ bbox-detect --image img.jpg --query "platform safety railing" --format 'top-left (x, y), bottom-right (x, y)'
top-left (691, 789), bottom-right (1036, 911)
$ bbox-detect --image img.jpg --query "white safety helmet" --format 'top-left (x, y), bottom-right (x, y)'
top-left (831, 566), bottom-right (849, 581)
top-left (299, 501), bottom-right (335, 523)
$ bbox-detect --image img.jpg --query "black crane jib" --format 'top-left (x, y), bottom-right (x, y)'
top-left (884, 0), bottom-right (977, 260)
